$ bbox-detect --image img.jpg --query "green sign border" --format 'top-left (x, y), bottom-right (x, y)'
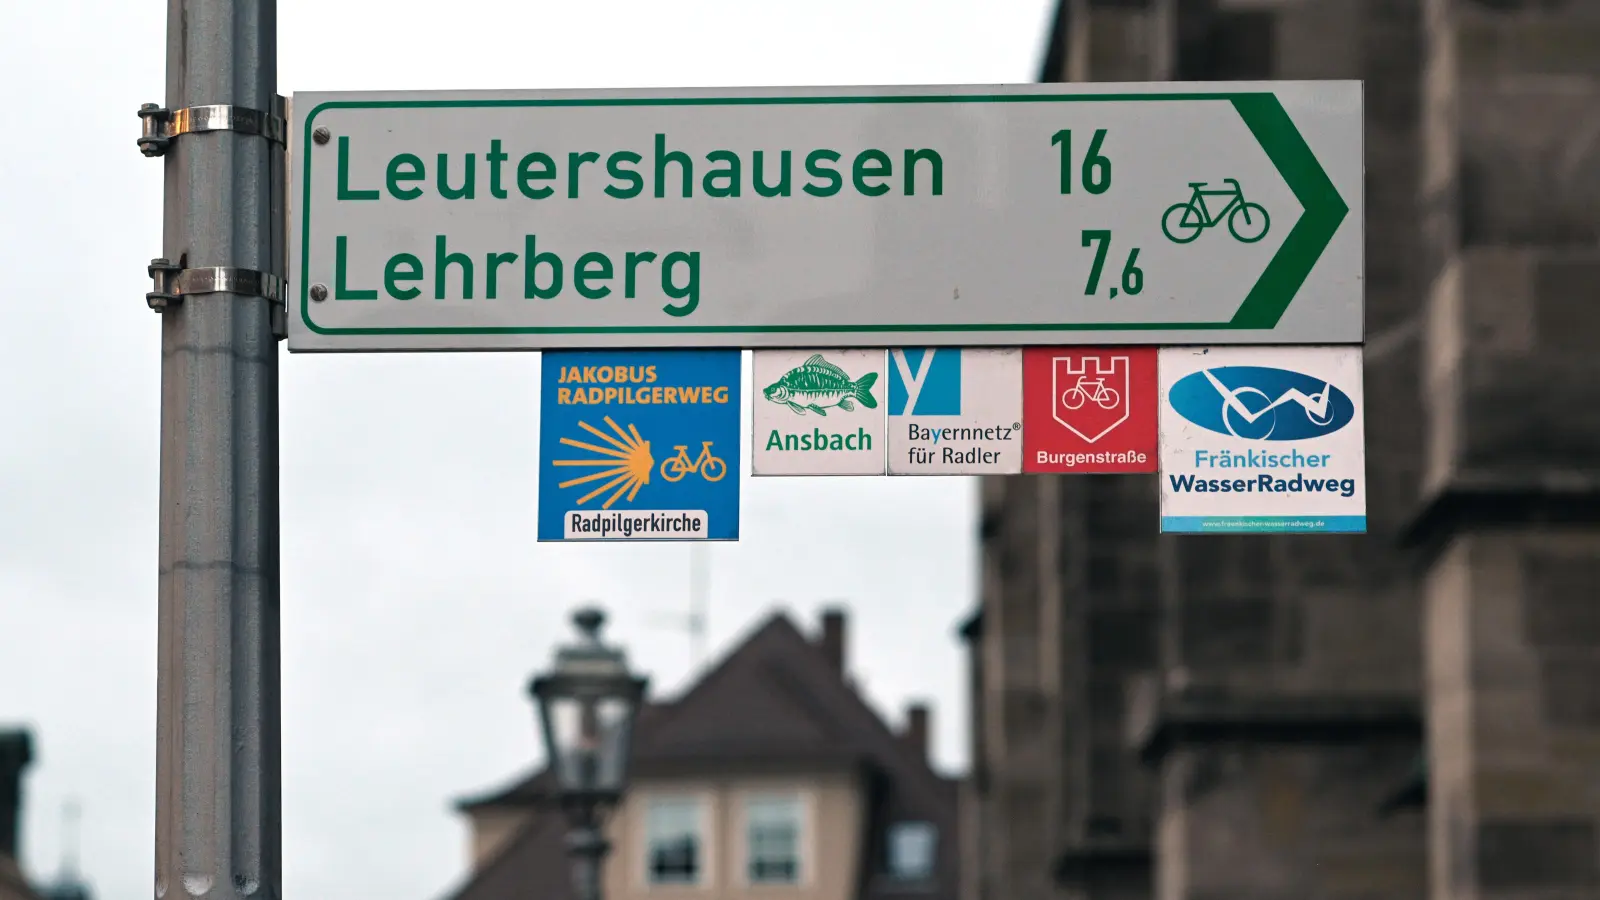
top-left (298, 92), bottom-right (1348, 338)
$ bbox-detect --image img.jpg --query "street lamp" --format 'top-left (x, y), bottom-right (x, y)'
top-left (529, 607), bottom-right (649, 900)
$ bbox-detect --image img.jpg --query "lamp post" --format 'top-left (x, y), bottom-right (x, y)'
top-left (530, 607), bottom-right (649, 900)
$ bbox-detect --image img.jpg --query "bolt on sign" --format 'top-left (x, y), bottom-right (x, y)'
top-left (1158, 345), bottom-right (1367, 534)
top-left (538, 349), bottom-right (741, 541)
top-left (888, 348), bottom-right (1022, 475)
top-left (286, 82), bottom-right (1362, 351)
top-left (752, 350), bottom-right (887, 475)
top-left (1022, 347), bottom-right (1158, 473)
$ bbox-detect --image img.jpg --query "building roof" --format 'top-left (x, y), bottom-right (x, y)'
top-left (0, 730), bottom-right (38, 900)
top-left (445, 610), bottom-right (959, 900)
top-left (0, 856), bottom-right (41, 900)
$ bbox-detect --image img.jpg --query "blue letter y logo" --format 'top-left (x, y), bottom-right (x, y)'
top-left (890, 349), bottom-right (961, 416)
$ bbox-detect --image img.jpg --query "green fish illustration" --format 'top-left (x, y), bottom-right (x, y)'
top-left (763, 354), bottom-right (879, 416)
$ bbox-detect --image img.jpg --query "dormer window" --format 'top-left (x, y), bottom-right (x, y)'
top-left (886, 821), bottom-right (937, 882)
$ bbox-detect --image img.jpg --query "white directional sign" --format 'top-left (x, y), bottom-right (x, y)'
top-left (288, 82), bottom-right (1362, 352)
top-left (888, 348), bottom-right (1022, 475)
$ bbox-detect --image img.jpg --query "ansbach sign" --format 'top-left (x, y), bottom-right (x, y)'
top-left (752, 351), bottom-right (888, 476)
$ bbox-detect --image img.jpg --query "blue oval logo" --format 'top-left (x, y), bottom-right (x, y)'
top-left (1167, 366), bottom-right (1355, 441)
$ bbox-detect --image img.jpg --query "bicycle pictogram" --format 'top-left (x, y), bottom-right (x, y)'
top-left (1060, 375), bottom-right (1121, 411)
top-left (1161, 178), bottom-right (1270, 244)
top-left (1202, 369), bottom-right (1336, 440)
top-left (660, 441), bottom-right (728, 483)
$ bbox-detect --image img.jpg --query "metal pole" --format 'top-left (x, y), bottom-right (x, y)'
top-left (565, 819), bottom-right (609, 900)
top-left (153, 0), bottom-right (282, 896)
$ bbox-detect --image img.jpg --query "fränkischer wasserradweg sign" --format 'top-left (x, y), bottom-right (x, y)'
top-left (1157, 346), bottom-right (1366, 534)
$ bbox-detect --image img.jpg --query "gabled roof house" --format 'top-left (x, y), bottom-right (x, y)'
top-left (442, 608), bottom-right (959, 900)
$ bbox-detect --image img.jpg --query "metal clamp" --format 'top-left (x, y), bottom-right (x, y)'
top-left (147, 258), bottom-right (288, 340)
top-left (138, 96), bottom-right (287, 157)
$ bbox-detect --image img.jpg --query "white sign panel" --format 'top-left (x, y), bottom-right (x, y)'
top-left (888, 348), bottom-right (1022, 475)
top-left (753, 350), bottom-right (886, 476)
top-left (288, 82), bottom-right (1362, 351)
top-left (1158, 346), bottom-right (1366, 533)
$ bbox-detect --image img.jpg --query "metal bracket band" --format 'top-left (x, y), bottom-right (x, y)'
top-left (147, 258), bottom-right (288, 340)
top-left (138, 96), bottom-right (288, 157)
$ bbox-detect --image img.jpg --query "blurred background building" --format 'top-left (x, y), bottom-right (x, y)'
top-left (1, 731), bottom-right (37, 900)
top-left (963, 1), bottom-right (1600, 899)
top-left (0, 732), bottom-right (93, 900)
top-left (443, 608), bottom-right (960, 900)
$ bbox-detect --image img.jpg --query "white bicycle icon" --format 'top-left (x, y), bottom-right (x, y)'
top-left (1202, 370), bottom-right (1335, 440)
top-left (1060, 376), bottom-right (1121, 411)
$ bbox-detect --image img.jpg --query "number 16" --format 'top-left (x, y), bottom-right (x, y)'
top-left (1052, 128), bottom-right (1112, 195)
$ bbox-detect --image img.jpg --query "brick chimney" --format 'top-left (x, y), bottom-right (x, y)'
top-left (902, 703), bottom-right (931, 761)
top-left (818, 608), bottom-right (847, 675)
top-left (0, 729), bottom-right (32, 859)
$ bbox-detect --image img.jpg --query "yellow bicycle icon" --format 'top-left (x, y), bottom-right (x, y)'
top-left (660, 441), bottom-right (728, 483)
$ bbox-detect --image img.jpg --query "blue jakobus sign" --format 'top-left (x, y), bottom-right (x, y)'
top-left (538, 349), bottom-right (741, 541)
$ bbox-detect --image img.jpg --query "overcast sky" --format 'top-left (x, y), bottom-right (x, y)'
top-left (0, 1), bottom-right (1053, 897)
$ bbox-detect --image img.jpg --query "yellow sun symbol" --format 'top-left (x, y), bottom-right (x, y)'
top-left (551, 416), bottom-right (655, 509)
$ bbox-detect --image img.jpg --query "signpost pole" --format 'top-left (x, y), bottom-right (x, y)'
top-left (151, 0), bottom-right (282, 896)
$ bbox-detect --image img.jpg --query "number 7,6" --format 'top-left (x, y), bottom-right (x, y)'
top-left (1081, 230), bottom-right (1143, 299)
top-left (1052, 128), bottom-right (1111, 195)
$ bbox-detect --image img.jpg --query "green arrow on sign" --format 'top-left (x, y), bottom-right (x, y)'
top-left (1228, 94), bottom-right (1350, 330)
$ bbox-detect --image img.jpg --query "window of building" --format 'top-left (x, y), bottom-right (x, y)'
top-left (645, 796), bottom-right (705, 886)
top-left (745, 794), bottom-right (804, 885)
top-left (886, 821), bottom-right (937, 881)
